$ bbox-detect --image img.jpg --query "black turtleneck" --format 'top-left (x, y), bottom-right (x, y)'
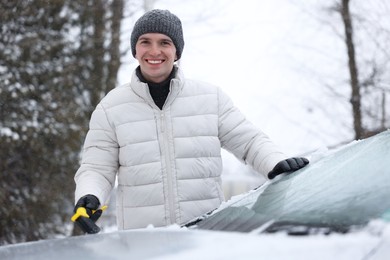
top-left (136, 67), bottom-right (177, 110)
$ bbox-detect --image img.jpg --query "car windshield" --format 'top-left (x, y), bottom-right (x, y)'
top-left (187, 130), bottom-right (390, 234)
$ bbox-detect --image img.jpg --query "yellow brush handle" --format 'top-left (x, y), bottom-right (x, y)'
top-left (71, 205), bottom-right (108, 222)
top-left (71, 207), bottom-right (89, 222)
top-left (93, 205), bottom-right (108, 213)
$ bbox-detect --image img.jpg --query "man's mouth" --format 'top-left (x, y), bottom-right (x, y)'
top-left (146, 59), bottom-right (164, 64)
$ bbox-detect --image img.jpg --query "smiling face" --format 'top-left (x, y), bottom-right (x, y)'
top-left (135, 33), bottom-right (177, 83)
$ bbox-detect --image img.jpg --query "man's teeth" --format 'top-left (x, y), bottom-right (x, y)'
top-left (148, 60), bottom-right (162, 64)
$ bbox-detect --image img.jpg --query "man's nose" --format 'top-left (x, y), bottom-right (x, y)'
top-left (149, 43), bottom-right (161, 55)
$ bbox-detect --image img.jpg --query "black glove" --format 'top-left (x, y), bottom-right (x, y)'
top-left (268, 157), bottom-right (309, 180)
top-left (73, 194), bottom-right (102, 234)
top-left (74, 194), bottom-right (102, 222)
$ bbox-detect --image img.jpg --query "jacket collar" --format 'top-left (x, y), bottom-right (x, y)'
top-left (130, 65), bottom-right (184, 109)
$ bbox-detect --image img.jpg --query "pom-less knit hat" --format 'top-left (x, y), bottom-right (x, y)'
top-left (131, 9), bottom-right (184, 60)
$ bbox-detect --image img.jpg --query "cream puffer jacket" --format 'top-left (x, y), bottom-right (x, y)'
top-left (75, 67), bottom-right (287, 230)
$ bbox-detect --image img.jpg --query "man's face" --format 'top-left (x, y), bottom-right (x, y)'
top-left (135, 33), bottom-right (177, 83)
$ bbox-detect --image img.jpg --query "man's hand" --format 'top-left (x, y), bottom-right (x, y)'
top-left (74, 194), bottom-right (100, 219)
top-left (72, 194), bottom-right (103, 234)
top-left (268, 157), bottom-right (309, 180)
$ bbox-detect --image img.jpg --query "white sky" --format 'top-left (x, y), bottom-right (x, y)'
top-left (118, 0), bottom-right (357, 158)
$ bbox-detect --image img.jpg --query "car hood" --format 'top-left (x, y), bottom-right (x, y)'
top-left (0, 225), bottom-right (390, 260)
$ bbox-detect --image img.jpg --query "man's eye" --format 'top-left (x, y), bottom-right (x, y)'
top-left (161, 41), bottom-right (171, 46)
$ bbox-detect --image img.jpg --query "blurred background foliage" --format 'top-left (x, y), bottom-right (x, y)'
top-left (0, 0), bottom-right (126, 244)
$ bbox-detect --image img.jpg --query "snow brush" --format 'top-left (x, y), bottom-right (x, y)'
top-left (71, 205), bottom-right (107, 234)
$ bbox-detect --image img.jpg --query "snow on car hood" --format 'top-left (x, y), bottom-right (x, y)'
top-left (0, 222), bottom-right (390, 260)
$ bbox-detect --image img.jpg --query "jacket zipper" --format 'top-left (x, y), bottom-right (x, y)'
top-left (160, 112), bottom-right (176, 224)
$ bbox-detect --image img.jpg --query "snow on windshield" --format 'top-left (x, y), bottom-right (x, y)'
top-left (191, 130), bottom-right (390, 232)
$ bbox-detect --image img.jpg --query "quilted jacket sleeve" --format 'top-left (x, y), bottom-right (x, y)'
top-left (217, 87), bottom-right (287, 178)
top-left (74, 103), bottom-right (119, 205)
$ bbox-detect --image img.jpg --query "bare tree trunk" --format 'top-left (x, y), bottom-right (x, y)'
top-left (340, 0), bottom-right (363, 139)
top-left (106, 0), bottom-right (124, 91)
top-left (91, 0), bottom-right (106, 107)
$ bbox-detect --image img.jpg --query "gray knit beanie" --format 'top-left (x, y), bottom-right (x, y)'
top-left (131, 9), bottom-right (184, 60)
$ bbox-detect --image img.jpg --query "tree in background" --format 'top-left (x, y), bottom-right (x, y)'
top-left (337, 0), bottom-right (389, 139)
top-left (0, 0), bottom-right (124, 244)
top-left (288, 0), bottom-right (390, 146)
top-left (317, 0), bottom-right (390, 140)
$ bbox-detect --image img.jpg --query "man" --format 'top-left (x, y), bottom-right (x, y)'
top-left (73, 9), bottom-right (309, 232)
